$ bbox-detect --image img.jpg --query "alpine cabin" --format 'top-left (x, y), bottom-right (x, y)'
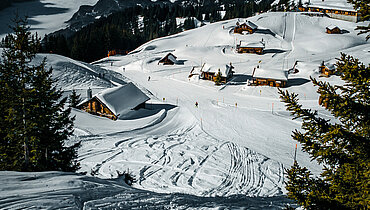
top-left (326, 25), bottom-right (341, 34)
top-left (234, 21), bottom-right (258, 34)
top-left (251, 67), bottom-right (288, 87)
top-left (237, 41), bottom-right (265, 54)
top-left (158, 53), bottom-right (177, 65)
top-left (299, 3), bottom-right (360, 22)
top-left (189, 63), bottom-right (234, 83)
top-left (77, 83), bottom-right (150, 120)
top-left (319, 61), bottom-right (335, 76)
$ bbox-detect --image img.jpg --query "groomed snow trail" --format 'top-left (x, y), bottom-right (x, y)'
top-left (76, 104), bottom-right (285, 197)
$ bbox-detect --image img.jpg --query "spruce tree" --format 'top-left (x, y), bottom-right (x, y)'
top-left (0, 16), bottom-right (79, 172)
top-left (279, 53), bottom-right (369, 209)
top-left (348, 0), bottom-right (369, 40)
top-left (214, 70), bottom-right (222, 85)
top-left (69, 89), bottom-right (82, 108)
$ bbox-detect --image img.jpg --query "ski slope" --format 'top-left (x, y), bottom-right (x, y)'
top-left (0, 11), bottom-right (369, 209)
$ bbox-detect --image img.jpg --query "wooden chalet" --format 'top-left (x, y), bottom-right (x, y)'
top-left (319, 61), bottom-right (335, 76)
top-left (326, 24), bottom-right (341, 34)
top-left (188, 63), bottom-right (234, 83)
top-left (237, 41), bottom-right (265, 54)
top-left (251, 67), bottom-right (288, 87)
top-left (202, 64), bottom-right (234, 83)
top-left (158, 53), bottom-right (177, 65)
top-left (234, 21), bottom-right (258, 34)
top-left (299, 3), bottom-right (360, 22)
top-left (77, 83), bottom-right (150, 120)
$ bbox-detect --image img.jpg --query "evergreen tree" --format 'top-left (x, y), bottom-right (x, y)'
top-left (279, 53), bottom-right (370, 209)
top-left (348, 0), bottom-right (370, 40)
top-left (0, 16), bottom-right (79, 172)
top-left (69, 89), bottom-right (82, 108)
top-left (214, 70), bottom-right (222, 85)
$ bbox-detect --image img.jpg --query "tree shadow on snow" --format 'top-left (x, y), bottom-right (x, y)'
top-left (119, 103), bottom-right (176, 120)
top-left (287, 78), bottom-right (311, 87)
top-left (227, 74), bottom-right (253, 86)
top-left (255, 29), bottom-right (276, 36)
top-left (263, 49), bottom-right (286, 54)
top-left (176, 60), bottom-right (187, 65)
top-left (146, 103), bottom-right (176, 111)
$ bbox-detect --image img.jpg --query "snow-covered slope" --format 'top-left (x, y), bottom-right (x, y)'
top-left (1, 11), bottom-right (369, 208)
top-left (88, 12), bottom-right (369, 197)
top-left (0, 171), bottom-right (296, 209)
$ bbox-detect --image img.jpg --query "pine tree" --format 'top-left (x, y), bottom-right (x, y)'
top-left (348, 0), bottom-right (369, 40)
top-left (214, 70), bottom-right (222, 85)
top-left (69, 89), bottom-right (82, 108)
top-left (0, 16), bottom-right (79, 172)
top-left (279, 53), bottom-right (370, 209)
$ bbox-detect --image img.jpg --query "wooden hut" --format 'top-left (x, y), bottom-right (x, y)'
top-left (326, 25), bottom-right (341, 34)
top-left (201, 64), bottom-right (234, 83)
top-left (234, 21), bottom-right (258, 34)
top-left (299, 4), bottom-right (360, 22)
top-left (158, 53), bottom-right (177, 65)
top-left (77, 83), bottom-right (150, 120)
top-left (188, 63), bottom-right (234, 83)
top-left (237, 41), bottom-right (265, 54)
top-left (251, 68), bottom-right (288, 87)
top-left (319, 61), bottom-right (335, 76)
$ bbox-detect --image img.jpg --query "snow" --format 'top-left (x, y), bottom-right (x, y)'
top-left (93, 82), bottom-right (150, 119)
top-left (253, 68), bottom-right (289, 81)
top-left (239, 40), bottom-right (265, 48)
top-left (1, 8), bottom-right (370, 208)
top-left (304, 0), bottom-right (356, 11)
top-left (0, 171), bottom-right (296, 209)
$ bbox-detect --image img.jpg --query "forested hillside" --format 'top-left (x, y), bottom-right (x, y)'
top-left (42, 0), bottom-right (274, 62)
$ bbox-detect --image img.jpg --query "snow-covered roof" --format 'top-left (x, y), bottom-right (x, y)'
top-left (324, 63), bottom-right (336, 70)
top-left (305, 0), bottom-right (357, 12)
top-left (159, 53), bottom-right (177, 63)
top-left (189, 66), bottom-right (203, 75)
top-left (245, 21), bottom-right (258, 30)
top-left (95, 83), bottom-right (150, 118)
top-left (202, 64), bottom-right (233, 77)
top-left (253, 68), bottom-right (288, 81)
top-left (326, 24), bottom-right (340, 30)
top-left (239, 41), bottom-right (265, 48)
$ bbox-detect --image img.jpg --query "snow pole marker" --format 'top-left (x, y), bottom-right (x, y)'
top-left (294, 144), bottom-right (297, 163)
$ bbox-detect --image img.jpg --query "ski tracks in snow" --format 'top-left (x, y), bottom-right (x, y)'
top-left (76, 106), bottom-right (285, 197)
top-left (205, 142), bottom-right (284, 196)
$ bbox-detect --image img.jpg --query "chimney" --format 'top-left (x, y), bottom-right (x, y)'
top-left (87, 88), bottom-right (92, 100)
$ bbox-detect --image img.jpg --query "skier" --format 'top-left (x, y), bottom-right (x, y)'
top-left (195, 101), bottom-right (198, 108)
top-left (148, 76), bottom-right (151, 81)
